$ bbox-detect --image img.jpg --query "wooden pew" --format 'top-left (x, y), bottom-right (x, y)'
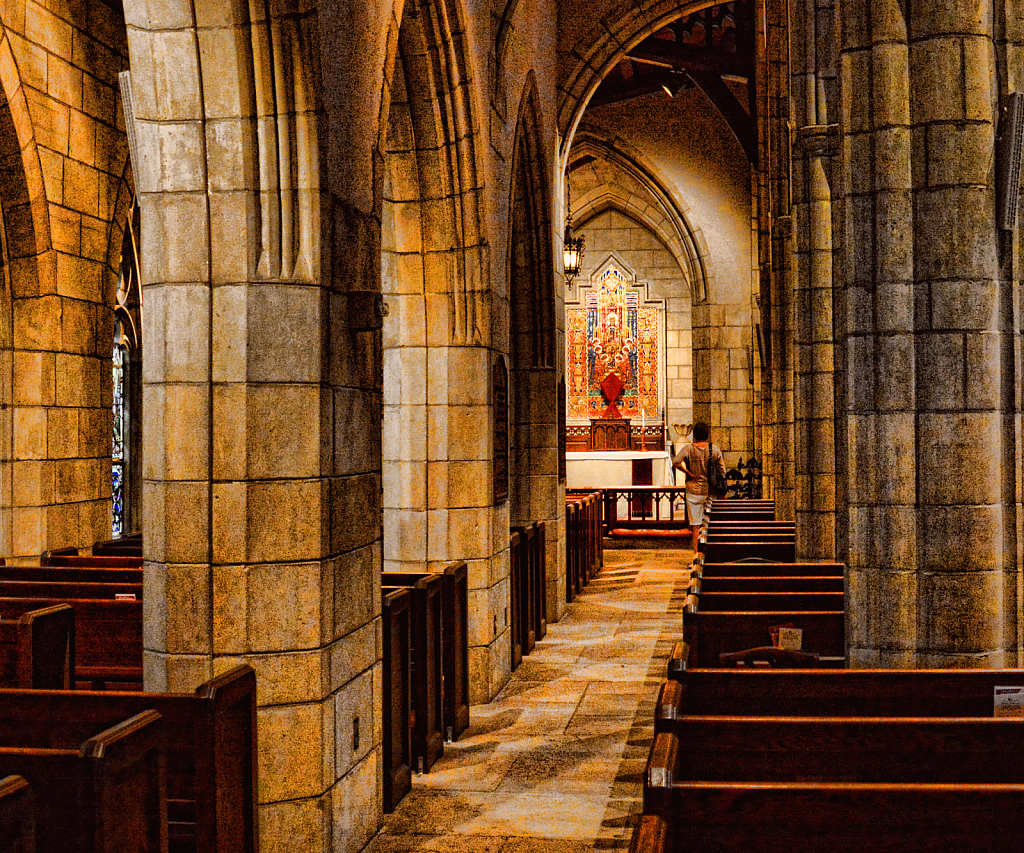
top-left (0, 597), bottom-right (141, 688)
top-left (382, 588), bottom-right (412, 812)
top-left (633, 780), bottom-right (1024, 853)
top-left (92, 533), bottom-right (142, 557)
top-left (659, 667), bottom-right (1024, 717)
top-left (0, 774), bottom-right (34, 852)
top-left (700, 540), bottom-right (796, 562)
top-left (438, 561), bottom-right (470, 741)
top-left (511, 524), bottom-right (539, 659)
top-left (0, 709), bottom-right (166, 853)
top-left (690, 574), bottom-right (844, 593)
top-left (381, 562), bottom-right (470, 743)
top-left (383, 574), bottom-right (444, 773)
top-left (691, 591), bottom-right (845, 612)
top-left (0, 664), bottom-right (257, 853)
top-left (40, 555), bottom-right (142, 569)
top-left (682, 595), bottom-right (844, 669)
top-left (705, 520), bottom-right (793, 531)
top-left (0, 566), bottom-right (142, 585)
top-left (533, 521), bottom-right (547, 639)
top-left (646, 716), bottom-right (1024, 795)
top-left (0, 580), bottom-right (142, 600)
top-left (706, 507), bottom-right (775, 522)
top-left (698, 560), bottom-right (843, 579)
top-left (0, 605), bottom-right (74, 689)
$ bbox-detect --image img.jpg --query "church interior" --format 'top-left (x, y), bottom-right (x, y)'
top-left (1, 0), bottom-right (1024, 851)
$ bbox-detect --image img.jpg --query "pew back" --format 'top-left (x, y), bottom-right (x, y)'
top-left (698, 561), bottom-right (843, 579)
top-left (0, 605), bottom-right (74, 689)
top-left (0, 664), bottom-right (258, 853)
top-left (0, 597), bottom-right (141, 687)
top-left (0, 709), bottom-right (166, 853)
top-left (0, 775), bottom-right (34, 853)
top-left (663, 668), bottom-right (1024, 716)
top-left (649, 782), bottom-right (1024, 853)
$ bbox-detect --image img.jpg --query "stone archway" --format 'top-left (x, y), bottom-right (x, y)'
top-left (379, 0), bottom-right (509, 702)
top-left (507, 74), bottom-right (562, 620)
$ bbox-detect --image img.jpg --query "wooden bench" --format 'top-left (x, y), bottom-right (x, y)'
top-left (0, 579), bottom-right (142, 600)
top-left (690, 591), bottom-right (845, 612)
top-left (0, 708), bottom-right (165, 853)
top-left (39, 555), bottom-right (142, 569)
top-left (690, 574), bottom-right (844, 593)
top-left (681, 596), bottom-right (844, 668)
top-left (631, 782), bottom-right (1024, 853)
top-left (0, 663), bottom-right (258, 853)
top-left (705, 520), bottom-right (794, 532)
top-left (646, 716), bottom-right (1024, 796)
top-left (659, 667), bottom-right (1024, 718)
top-left (383, 574), bottom-right (444, 773)
top-left (706, 508), bottom-right (775, 522)
top-left (0, 597), bottom-right (141, 688)
top-left (382, 588), bottom-right (412, 812)
top-left (0, 565), bottom-right (143, 585)
top-left (697, 560), bottom-right (843, 579)
top-left (0, 604), bottom-right (74, 689)
top-left (0, 774), bottom-right (34, 852)
top-left (511, 523), bottom-right (546, 663)
top-left (701, 540), bottom-right (796, 562)
top-left (93, 533), bottom-right (142, 557)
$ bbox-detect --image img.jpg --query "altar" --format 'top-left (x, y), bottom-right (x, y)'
top-left (565, 449), bottom-right (675, 490)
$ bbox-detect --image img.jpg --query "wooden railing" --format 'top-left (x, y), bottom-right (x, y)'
top-left (600, 487), bottom-right (689, 534)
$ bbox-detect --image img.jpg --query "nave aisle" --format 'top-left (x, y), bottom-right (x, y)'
top-left (369, 550), bottom-right (691, 853)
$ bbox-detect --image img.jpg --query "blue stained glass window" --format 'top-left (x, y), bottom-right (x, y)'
top-left (112, 345), bottom-right (126, 536)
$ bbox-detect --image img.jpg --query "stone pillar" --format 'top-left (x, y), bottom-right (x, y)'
top-left (909, 1), bottom-right (1005, 666)
top-left (792, 0), bottom-right (839, 559)
top-left (128, 6), bottom-right (383, 852)
top-left (794, 125), bottom-right (838, 559)
top-left (840, 0), bottom-right (919, 665)
top-left (840, 0), bottom-right (1011, 665)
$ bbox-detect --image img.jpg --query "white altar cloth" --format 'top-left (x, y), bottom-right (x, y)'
top-left (565, 450), bottom-right (675, 489)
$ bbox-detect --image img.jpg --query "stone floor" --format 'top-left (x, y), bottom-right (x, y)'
top-left (369, 548), bottom-right (691, 853)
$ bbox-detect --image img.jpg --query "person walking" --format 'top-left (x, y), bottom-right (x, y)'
top-left (672, 421), bottom-right (726, 553)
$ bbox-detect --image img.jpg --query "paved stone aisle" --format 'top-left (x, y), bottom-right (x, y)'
top-left (369, 549), bottom-right (690, 853)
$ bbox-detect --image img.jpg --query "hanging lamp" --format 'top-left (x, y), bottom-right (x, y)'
top-left (563, 176), bottom-right (585, 285)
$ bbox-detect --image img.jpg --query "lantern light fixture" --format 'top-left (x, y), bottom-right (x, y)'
top-left (563, 176), bottom-right (585, 285)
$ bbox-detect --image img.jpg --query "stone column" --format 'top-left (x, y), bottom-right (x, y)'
top-left (128, 6), bottom-right (383, 852)
top-left (792, 0), bottom-right (839, 559)
top-left (794, 125), bottom-right (838, 559)
top-left (909, 1), bottom-right (1005, 666)
top-left (840, 0), bottom-right (919, 665)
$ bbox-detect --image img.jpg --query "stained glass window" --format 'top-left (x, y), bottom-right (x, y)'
top-left (112, 344), bottom-right (127, 536)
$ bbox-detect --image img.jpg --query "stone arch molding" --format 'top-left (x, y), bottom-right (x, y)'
top-left (376, 0), bottom-right (487, 346)
top-left (123, 0), bottom-right (319, 283)
top-left (570, 134), bottom-right (712, 304)
top-left (557, 0), bottom-right (721, 161)
top-left (508, 72), bottom-right (554, 369)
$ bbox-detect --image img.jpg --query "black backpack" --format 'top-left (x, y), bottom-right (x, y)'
top-left (706, 444), bottom-right (728, 498)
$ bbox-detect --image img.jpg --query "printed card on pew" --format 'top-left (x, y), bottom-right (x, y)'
top-left (776, 627), bottom-right (803, 650)
top-left (769, 623), bottom-right (802, 650)
top-left (115, 593), bottom-right (137, 601)
top-left (994, 686), bottom-right (1024, 717)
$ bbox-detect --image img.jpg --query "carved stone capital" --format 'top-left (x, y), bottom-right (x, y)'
top-left (795, 124), bottom-right (840, 157)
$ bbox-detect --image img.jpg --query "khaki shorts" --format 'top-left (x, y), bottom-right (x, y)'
top-left (686, 492), bottom-right (710, 526)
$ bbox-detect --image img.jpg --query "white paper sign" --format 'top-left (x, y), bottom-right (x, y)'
top-left (777, 627), bottom-right (803, 650)
top-left (994, 686), bottom-right (1024, 717)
